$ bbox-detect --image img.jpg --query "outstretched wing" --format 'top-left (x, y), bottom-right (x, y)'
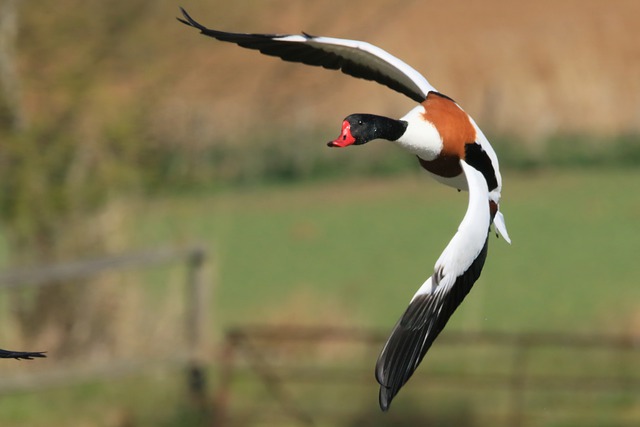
top-left (375, 161), bottom-right (491, 411)
top-left (178, 8), bottom-right (435, 103)
top-left (0, 348), bottom-right (46, 360)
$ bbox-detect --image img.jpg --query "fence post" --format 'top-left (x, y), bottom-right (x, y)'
top-left (185, 246), bottom-right (208, 406)
top-left (509, 336), bottom-right (528, 427)
top-left (213, 330), bottom-right (240, 427)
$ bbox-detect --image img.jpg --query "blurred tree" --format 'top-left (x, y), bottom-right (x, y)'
top-left (0, 0), bottom-right (152, 358)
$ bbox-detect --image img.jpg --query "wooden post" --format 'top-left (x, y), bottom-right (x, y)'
top-left (509, 336), bottom-right (528, 427)
top-left (186, 246), bottom-right (208, 407)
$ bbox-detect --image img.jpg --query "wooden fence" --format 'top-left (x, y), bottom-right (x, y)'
top-left (0, 246), bottom-right (209, 396)
top-left (1, 253), bottom-right (639, 427)
top-left (213, 325), bottom-right (640, 427)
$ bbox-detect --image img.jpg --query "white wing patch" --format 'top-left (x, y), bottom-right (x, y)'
top-left (304, 36), bottom-right (437, 99)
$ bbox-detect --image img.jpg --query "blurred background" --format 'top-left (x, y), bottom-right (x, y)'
top-left (0, 0), bottom-right (639, 426)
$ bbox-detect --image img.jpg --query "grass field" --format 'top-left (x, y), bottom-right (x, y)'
top-left (132, 167), bottom-right (640, 338)
top-left (1, 167), bottom-right (639, 426)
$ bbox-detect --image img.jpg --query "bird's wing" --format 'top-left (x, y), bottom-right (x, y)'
top-left (0, 348), bottom-right (46, 360)
top-left (375, 160), bottom-right (491, 411)
top-left (178, 8), bottom-right (436, 103)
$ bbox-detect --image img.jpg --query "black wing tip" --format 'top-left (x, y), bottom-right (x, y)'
top-left (0, 349), bottom-right (47, 360)
top-left (375, 349), bottom-right (399, 411)
top-left (373, 293), bottom-right (441, 412)
top-left (19, 352), bottom-right (47, 360)
top-left (177, 7), bottom-right (206, 31)
top-left (379, 387), bottom-right (393, 411)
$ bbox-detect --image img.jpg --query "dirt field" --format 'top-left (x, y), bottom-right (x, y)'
top-left (16, 0), bottom-right (640, 154)
top-left (165, 0), bottom-right (640, 145)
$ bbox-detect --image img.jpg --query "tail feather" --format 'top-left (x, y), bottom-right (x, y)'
top-left (493, 210), bottom-right (511, 244)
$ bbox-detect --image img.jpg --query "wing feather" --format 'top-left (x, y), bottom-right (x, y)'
top-left (178, 8), bottom-right (435, 103)
top-left (0, 348), bottom-right (46, 360)
top-left (375, 161), bottom-right (491, 411)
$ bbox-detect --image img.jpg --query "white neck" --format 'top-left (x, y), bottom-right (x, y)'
top-left (394, 105), bottom-right (442, 160)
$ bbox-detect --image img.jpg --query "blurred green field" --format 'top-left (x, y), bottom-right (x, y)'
top-left (133, 167), bottom-right (640, 337)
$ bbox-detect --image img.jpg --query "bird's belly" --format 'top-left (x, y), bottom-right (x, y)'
top-left (417, 156), bottom-right (468, 191)
top-left (427, 172), bottom-right (468, 191)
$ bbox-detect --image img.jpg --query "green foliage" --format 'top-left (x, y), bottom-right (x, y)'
top-left (136, 127), bottom-right (418, 194)
top-left (0, 125), bottom-right (137, 256)
top-left (0, 0), bottom-right (159, 257)
top-left (548, 132), bottom-right (640, 168)
top-left (136, 131), bottom-right (640, 194)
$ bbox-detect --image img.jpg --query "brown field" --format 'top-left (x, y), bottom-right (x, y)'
top-left (18, 0), bottom-right (640, 153)
top-left (151, 0), bottom-right (640, 140)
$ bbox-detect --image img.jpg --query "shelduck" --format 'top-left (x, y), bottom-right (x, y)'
top-left (179, 8), bottom-right (511, 410)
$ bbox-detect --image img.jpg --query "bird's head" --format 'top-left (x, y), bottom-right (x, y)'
top-left (327, 114), bottom-right (407, 147)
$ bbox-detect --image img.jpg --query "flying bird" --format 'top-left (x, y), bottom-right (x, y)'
top-left (0, 348), bottom-right (46, 360)
top-left (178, 8), bottom-right (511, 410)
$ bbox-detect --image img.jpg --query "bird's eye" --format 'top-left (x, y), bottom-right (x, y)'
top-left (358, 120), bottom-right (363, 125)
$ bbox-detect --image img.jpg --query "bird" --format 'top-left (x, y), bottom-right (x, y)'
top-left (0, 348), bottom-right (46, 360)
top-left (178, 8), bottom-right (511, 411)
